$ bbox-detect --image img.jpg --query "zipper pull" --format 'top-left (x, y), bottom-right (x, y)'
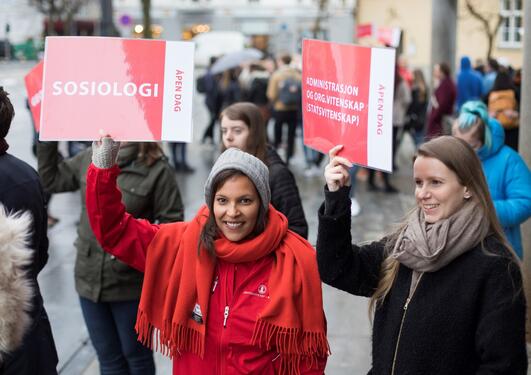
top-left (404, 297), bottom-right (411, 311)
top-left (211, 275), bottom-right (219, 293)
top-left (223, 306), bottom-right (230, 327)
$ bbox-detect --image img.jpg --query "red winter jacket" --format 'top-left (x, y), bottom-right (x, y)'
top-left (85, 164), bottom-right (326, 374)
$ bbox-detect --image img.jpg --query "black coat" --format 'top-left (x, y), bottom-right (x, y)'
top-left (317, 187), bottom-right (527, 375)
top-left (267, 147), bottom-right (308, 239)
top-left (0, 152), bottom-right (58, 374)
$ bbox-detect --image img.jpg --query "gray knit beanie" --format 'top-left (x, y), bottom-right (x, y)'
top-left (205, 148), bottom-right (270, 211)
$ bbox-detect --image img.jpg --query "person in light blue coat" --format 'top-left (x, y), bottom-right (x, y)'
top-left (452, 100), bottom-right (531, 258)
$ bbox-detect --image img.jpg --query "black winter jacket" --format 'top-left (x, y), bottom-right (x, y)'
top-left (317, 187), bottom-right (527, 375)
top-left (267, 146), bottom-right (308, 239)
top-left (0, 151), bottom-right (58, 374)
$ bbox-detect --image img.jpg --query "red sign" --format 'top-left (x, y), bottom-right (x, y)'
top-left (39, 37), bottom-right (195, 142)
top-left (24, 61), bottom-right (44, 132)
top-left (376, 27), bottom-right (401, 48)
top-left (356, 23), bottom-right (373, 38)
top-left (302, 39), bottom-right (395, 172)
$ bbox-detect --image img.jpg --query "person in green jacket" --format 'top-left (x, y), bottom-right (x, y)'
top-left (37, 141), bottom-right (184, 375)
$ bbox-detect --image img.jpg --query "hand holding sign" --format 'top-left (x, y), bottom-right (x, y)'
top-left (302, 39), bottom-right (395, 172)
top-left (324, 145), bottom-right (353, 192)
top-left (92, 134), bottom-right (121, 169)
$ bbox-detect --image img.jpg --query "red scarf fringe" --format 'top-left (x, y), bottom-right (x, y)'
top-left (251, 319), bottom-right (330, 375)
top-left (136, 206), bottom-right (329, 373)
top-left (137, 309), bottom-right (330, 375)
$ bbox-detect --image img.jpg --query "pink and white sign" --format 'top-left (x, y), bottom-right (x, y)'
top-left (302, 39), bottom-right (395, 172)
top-left (39, 37), bottom-right (195, 142)
top-left (24, 61), bottom-right (44, 132)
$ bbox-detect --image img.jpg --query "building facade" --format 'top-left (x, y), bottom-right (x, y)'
top-left (113, 0), bottom-right (356, 54)
top-left (356, 0), bottom-right (523, 72)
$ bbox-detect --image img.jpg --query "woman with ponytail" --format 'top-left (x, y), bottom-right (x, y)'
top-left (452, 100), bottom-right (531, 259)
top-left (317, 136), bottom-right (526, 374)
top-left (86, 142), bottom-right (328, 374)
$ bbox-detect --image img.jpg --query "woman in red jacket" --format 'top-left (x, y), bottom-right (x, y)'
top-left (86, 141), bottom-right (328, 375)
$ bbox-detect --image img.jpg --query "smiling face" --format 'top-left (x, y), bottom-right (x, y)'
top-left (413, 156), bottom-right (470, 223)
top-left (221, 117), bottom-right (250, 153)
top-left (213, 174), bottom-right (260, 242)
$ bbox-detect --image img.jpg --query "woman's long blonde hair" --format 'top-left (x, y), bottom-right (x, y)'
top-left (368, 136), bottom-right (516, 315)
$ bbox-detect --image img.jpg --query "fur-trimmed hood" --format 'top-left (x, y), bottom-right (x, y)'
top-left (0, 203), bottom-right (34, 364)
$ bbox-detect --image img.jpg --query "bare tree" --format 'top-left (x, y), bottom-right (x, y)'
top-left (30, 0), bottom-right (90, 36)
top-left (464, 0), bottom-right (505, 60)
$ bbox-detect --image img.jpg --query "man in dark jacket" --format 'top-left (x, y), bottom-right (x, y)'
top-left (0, 88), bottom-right (58, 374)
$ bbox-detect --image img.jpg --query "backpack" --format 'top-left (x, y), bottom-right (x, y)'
top-left (488, 89), bottom-right (519, 129)
top-left (278, 77), bottom-right (301, 106)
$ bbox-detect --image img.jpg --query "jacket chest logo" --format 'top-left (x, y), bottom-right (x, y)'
top-left (243, 283), bottom-right (270, 299)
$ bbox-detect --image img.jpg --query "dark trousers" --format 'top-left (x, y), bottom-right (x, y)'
top-left (79, 297), bottom-right (155, 375)
top-left (273, 110), bottom-right (298, 163)
top-left (1, 309), bottom-right (58, 375)
top-left (169, 142), bottom-right (189, 169)
top-left (202, 109), bottom-right (219, 142)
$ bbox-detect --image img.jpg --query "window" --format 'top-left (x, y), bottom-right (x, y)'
top-left (499, 0), bottom-right (523, 48)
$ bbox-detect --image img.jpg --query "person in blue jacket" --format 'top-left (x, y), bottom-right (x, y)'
top-left (456, 56), bottom-right (483, 111)
top-left (452, 100), bottom-right (531, 258)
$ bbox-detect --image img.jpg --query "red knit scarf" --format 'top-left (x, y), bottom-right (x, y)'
top-left (136, 204), bottom-right (329, 374)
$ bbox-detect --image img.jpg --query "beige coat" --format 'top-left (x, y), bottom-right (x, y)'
top-left (267, 66), bottom-right (302, 111)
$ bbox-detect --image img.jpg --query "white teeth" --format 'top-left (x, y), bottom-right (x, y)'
top-left (424, 204), bottom-right (438, 209)
top-left (225, 222), bottom-right (243, 229)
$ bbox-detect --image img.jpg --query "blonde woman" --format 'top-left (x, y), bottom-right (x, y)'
top-left (317, 136), bottom-right (526, 374)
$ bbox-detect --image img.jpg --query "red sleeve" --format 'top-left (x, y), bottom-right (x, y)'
top-left (85, 163), bottom-right (160, 272)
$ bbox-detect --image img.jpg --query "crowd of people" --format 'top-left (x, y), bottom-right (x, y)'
top-left (0, 47), bottom-right (530, 375)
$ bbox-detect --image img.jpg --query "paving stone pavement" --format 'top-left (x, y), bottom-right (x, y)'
top-left (2, 61), bottom-right (419, 374)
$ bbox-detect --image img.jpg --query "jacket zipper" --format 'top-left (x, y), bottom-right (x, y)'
top-left (223, 305), bottom-right (230, 327)
top-left (390, 273), bottom-right (423, 375)
top-left (219, 264), bottom-right (237, 374)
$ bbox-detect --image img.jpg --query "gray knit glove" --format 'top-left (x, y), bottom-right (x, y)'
top-left (92, 137), bottom-right (121, 169)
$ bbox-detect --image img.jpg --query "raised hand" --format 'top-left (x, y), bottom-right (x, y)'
top-left (324, 145), bottom-right (353, 192)
top-left (92, 134), bottom-right (121, 169)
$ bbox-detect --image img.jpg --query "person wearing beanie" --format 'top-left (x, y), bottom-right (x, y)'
top-left (86, 140), bottom-right (329, 375)
top-left (452, 100), bottom-right (531, 258)
top-left (0, 87), bottom-right (58, 374)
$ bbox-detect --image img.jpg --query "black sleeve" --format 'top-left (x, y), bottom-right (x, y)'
top-left (317, 186), bottom-right (385, 297)
top-left (475, 254), bottom-right (528, 374)
top-left (269, 165), bottom-right (309, 239)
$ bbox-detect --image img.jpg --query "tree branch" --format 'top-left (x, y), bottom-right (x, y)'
top-left (465, 0), bottom-right (490, 33)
